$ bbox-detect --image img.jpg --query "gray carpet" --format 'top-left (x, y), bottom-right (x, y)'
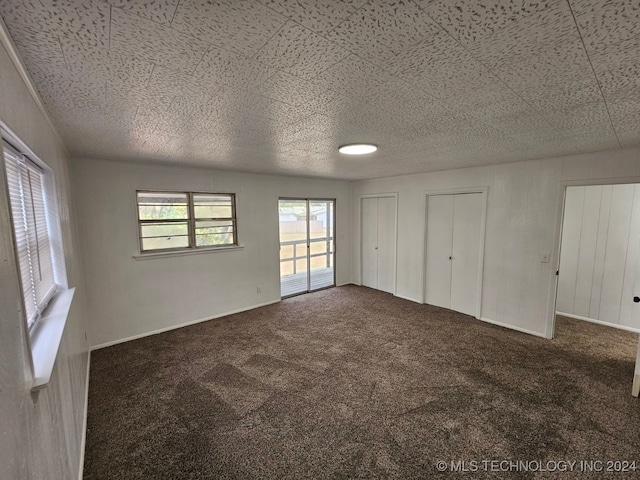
top-left (84, 285), bottom-right (640, 479)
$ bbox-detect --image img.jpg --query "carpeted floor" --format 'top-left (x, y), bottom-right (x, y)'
top-left (84, 286), bottom-right (640, 479)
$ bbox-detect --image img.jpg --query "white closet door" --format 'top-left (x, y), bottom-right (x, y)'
top-left (600, 184), bottom-right (635, 323)
top-left (574, 186), bottom-right (602, 318)
top-left (361, 198), bottom-right (379, 289)
top-left (557, 187), bottom-right (585, 314)
top-left (633, 243), bottom-right (640, 397)
top-left (377, 196), bottom-right (396, 294)
top-left (425, 195), bottom-right (454, 309)
top-left (450, 193), bottom-right (482, 316)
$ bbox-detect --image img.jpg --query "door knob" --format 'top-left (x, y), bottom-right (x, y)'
top-left (634, 296), bottom-right (640, 303)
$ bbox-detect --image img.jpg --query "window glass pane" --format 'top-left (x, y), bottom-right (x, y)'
top-left (141, 235), bottom-right (190, 251)
top-left (195, 220), bottom-right (234, 246)
top-left (141, 222), bottom-right (189, 250)
top-left (138, 192), bottom-right (188, 220)
top-left (141, 222), bottom-right (189, 238)
top-left (193, 194), bottom-right (233, 219)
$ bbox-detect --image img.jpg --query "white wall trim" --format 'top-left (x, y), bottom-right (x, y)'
top-left (91, 299), bottom-right (281, 350)
top-left (358, 192), bottom-right (399, 199)
top-left (133, 244), bottom-right (245, 260)
top-left (0, 17), bottom-right (67, 153)
top-left (395, 293), bottom-right (421, 303)
top-left (556, 311), bottom-right (640, 333)
top-left (423, 187), bottom-right (488, 320)
top-left (336, 281), bottom-right (355, 287)
top-left (422, 186), bottom-right (489, 196)
top-left (548, 176), bottom-right (640, 339)
top-left (77, 350), bottom-right (90, 480)
top-left (480, 317), bottom-right (547, 338)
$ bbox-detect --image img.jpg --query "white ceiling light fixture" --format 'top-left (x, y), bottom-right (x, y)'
top-left (338, 144), bottom-right (378, 155)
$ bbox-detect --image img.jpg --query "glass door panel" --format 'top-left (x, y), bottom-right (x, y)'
top-left (309, 200), bottom-right (335, 291)
top-left (279, 199), bottom-right (309, 297)
top-left (279, 198), bottom-right (336, 297)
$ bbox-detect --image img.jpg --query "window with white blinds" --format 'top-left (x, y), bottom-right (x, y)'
top-left (4, 141), bottom-right (57, 329)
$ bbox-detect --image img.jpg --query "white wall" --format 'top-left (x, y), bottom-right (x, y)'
top-left (0, 42), bottom-right (89, 479)
top-left (351, 148), bottom-right (640, 337)
top-left (72, 158), bottom-right (351, 348)
top-left (557, 184), bottom-right (640, 331)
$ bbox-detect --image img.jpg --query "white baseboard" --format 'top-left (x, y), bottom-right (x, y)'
top-left (633, 374), bottom-right (640, 398)
top-left (556, 311), bottom-right (640, 333)
top-left (480, 317), bottom-right (547, 338)
top-left (336, 281), bottom-right (355, 287)
top-left (91, 299), bottom-right (281, 350)
top-left (395, 294), bottom-right (422, 304)
top-left (78, 349), bottom-right (91, 480)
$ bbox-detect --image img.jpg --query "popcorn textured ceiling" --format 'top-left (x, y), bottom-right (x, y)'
top-left (0, 0), bottom-right (638, 180)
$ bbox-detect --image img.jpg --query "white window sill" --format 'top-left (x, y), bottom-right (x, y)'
top-left (132, 245), bottom-right (245, 260)
top-left (30, 287), bottom-right (75, 391)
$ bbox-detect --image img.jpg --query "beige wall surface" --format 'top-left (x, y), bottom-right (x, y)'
top-left (72, 157), bottom-right (351, 348)
top-left (0, 42), bottom-right (89, 480)
top-left (352, 147), bottom-right (640, 338)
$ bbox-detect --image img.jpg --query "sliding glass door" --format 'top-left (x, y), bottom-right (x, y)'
top-left (309, 200), bottom-right (335, 291)
top-left (279, 198), bottom-right (335, 298)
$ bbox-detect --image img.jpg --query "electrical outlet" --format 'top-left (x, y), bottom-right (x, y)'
top-left (257, 287), bottom-right (261, 294)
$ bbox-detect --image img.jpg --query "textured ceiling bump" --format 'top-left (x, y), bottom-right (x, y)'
top-left (572, 0), bottom-right (640, 51)
top-left (326, 0), bottom-right (442, 63)
top-left (110, 8), bottom-right (210, 72)
top-left (254, 21), bottom-right (350, 82)
top-left (257, 0), bottom-right (369, 35)
top-left (416, 0), bottom-right (554, 45)
top-left (170, 0), bottom-right (286, 57)
top-left (103, 0), bottom-right (180, 25)
top-left (0, 0), bottom-right (110, 47)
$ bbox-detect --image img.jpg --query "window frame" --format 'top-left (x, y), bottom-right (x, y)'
top-left (3, 138), bottom-right (59, 331)
top-left (1, 125), bottom-right (74, 391)
top-left (136, 190), bottom-right (238, 254)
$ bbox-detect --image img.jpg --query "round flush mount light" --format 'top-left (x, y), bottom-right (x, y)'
top-left (338, 143), bottom-right (378, 155)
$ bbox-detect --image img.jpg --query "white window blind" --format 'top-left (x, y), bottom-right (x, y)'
top-left (4, 141), bottom-right (56, 329)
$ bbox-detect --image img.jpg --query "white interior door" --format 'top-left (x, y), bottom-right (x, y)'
top-left (425, 195), bottom-right (454, 309)
top-left (376, 196), bottom-right (396, 294)
top-left (633, 241), bottom-right (640, 397)
top-left (450, 193), bottom-right (482, 316)
top-left (361, 198), bottom-right (379, 289)
top-left (425, 192), bottom-right (483, 317)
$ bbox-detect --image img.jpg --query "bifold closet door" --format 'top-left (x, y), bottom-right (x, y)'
top-left (376, 197), bottom-right (396, 293)
top-left (450, 193), bottom-right (482, 316)
top-left (425, 193), bottom-right (482, 317)
top-left (361, 196), bottom-right (396, 293)
top-left (425, 195), bottom-right (454, 309)
top-left (361, 198), bottom-right (379, 289)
